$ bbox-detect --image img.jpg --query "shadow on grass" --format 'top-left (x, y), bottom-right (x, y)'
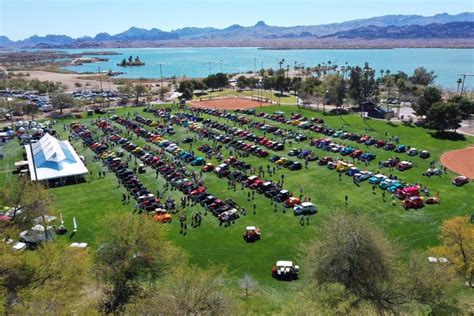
top-left (429, 131), bottom-right (466, 141)
top-left (386, 121), bottom-right (398, 128)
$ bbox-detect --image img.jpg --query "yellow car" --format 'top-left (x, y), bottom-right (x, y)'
top-left (292, 120), bottom-right (301, 126)
top-left (276, 157), bottom-right (287, 166)
top-left (336, 161), bottom-right (353, 172)
top-left (132, 147), bottom-right (142, 154)
top-left (100, 151), bottom-right (115, 159)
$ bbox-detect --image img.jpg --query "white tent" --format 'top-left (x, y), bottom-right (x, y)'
top-left (25, 133), bottom-right (88, 181)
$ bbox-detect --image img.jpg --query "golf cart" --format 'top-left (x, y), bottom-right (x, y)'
top-left (243, 226), bottom-right (261, 242)
top-left (272, 260), bottom-right (299, 280)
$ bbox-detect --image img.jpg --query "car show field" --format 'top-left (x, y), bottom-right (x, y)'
top-left (1, 103), bottom-right (473, 290)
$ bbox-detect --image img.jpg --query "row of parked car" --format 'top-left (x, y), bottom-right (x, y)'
top-left (71, 121), bottom-right (165, 215)
top-left (109, 116), bottom-right (241, 223)
top-left (194, 107), bottom-right (431, 161)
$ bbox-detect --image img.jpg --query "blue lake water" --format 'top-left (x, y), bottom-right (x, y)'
top-left (63, 47), bottom-right (474, 89)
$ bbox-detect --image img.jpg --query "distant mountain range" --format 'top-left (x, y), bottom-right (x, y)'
top-left (1, 12), bottom-right (473, 49)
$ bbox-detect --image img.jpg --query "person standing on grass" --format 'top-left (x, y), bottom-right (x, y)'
top-left (253, 203), bottom-right (256, 215)
top-left (345, 195), bottom-right (348, 205)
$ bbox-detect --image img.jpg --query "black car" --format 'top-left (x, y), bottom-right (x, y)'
top-left (288, 161), bottom-right (302, 170)
top-left (269, 155), bottom-right (281, 163)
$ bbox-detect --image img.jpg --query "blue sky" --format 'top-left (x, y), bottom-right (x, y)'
top-left (1, 0), bottom-right (473, 40)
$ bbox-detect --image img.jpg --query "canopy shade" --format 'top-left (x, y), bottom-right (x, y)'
top-left (25, 133), bottom-right (88, 181)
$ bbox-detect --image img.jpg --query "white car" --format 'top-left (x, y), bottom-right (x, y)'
top-left (355, 171), bottom-right (373, 181)
top-left (293, 202), bottom-right (317, 215)
top-left (407, 148), bottom-right (418, 156)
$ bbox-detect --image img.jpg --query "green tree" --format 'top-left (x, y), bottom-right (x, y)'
top-left (410, 67), bottom-right (437, 86)
top-left (0, 178), bottom-right (53, 232)
top-left (236, 76), bottom-right (247, 90)
top-left (0, 241), bottom-right (93, 314)
top-left (126, 265), bottom-right (233, 315)
top-left (413, 87), bottom-right (442, 116)
top-left (95, 214), bottom-right (176, 313)
top-left (432, 216), bottom-right (473, 288)
top-left (22, 102), bottom-right (39, 121)
top-left (299, 212), bottom-right (460, 314)
top-left (449, 95), bottom-right (474, 118)
top-left (132, 84), bottom-right (147, 105)
top-left (426, 102), bottom-right (462, 131)
top-left (50, 93), bottom-right (76, 115)
top-left (302, 212), bottom-right (403, 314)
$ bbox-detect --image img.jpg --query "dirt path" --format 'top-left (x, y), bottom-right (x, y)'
top-left (191, 97), bottom-right (272, 110)
top-left (14, 71), bottom-right (119, 92)
top-left (440, 147), bottom-right (474, 179)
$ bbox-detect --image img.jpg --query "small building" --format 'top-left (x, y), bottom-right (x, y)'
top-left (24, 133), bottom-right (88, 185)
top-left (368, 106), bottom-right (395, 119)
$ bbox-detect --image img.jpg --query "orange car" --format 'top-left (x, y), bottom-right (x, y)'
top-left (152, 209), bottom-right (172, 223)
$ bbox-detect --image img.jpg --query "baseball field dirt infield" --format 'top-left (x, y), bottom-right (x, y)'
top-left (191, 97), bottom-right (272, 110)
top-left (440, 146), bottom-right (474, 179)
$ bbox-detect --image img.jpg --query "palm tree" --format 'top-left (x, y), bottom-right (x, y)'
top-left (456, 78), bottom-right (463, 94)
top-left (380, 69), bottom-right (384, 79)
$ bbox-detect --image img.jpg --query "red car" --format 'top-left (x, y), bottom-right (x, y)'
top-left (350, 149), bottom-right (363, 158)
top-left (402, 196), bottom-right (424, 210)
top-left (285, 197), bottom-right (301, 208)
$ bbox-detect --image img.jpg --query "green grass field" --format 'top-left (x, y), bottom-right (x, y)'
top-left (193, 88), bottom-right (298, 104)
top-left (1, 104), bottom-right (473, 293)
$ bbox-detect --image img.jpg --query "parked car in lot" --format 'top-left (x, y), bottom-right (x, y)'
top-left (293, 202), bottom-right (317, 215)
top-left (402, 196), bottom-right (424, 210)
top-left (419, 150), bottom-right (430, 159)
top-left (288, 161), bottom-right (302, 170)
top-left (407, 148), bottom-right (419, 156)
top-left (453, 176), bottom-right (469, 186)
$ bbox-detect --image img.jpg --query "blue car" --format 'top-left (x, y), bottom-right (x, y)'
top-left (341, 147), bottom-right (355, 156)
top-left (346, 167), bottom-right (360, 176)
top-left (368, 174), bottom-right (386, 184)
top-left (387, 182), bottom-right (404, 193)
top-left (191, 157), bottom-right (205, 166)
top-left (394, 145), bottom-right (406, 153)
top-left (360, 153), bottom-right (376, 161)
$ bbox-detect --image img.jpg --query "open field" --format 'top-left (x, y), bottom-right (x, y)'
top-left (441, 147), bottom-right (474, 179)
top-left (1, 104), bottom-right (473, 293)
top-left (191, 97), bottom-right (272, 109)
top-left (193, 89), bottom-right (298, 105)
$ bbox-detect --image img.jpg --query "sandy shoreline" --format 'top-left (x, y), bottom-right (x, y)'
top-left (13, 71), bottom-right (121, 92)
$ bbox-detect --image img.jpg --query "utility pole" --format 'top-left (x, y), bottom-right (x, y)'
top-left (160, 64), bottom-right (164, 102)
top-left (456, 73), bottom-right (474, 96)
top-left (260, 61), bottom-right (264, 107)
top-left (278, 59), bottom-right (285, 106)
top-left (97, 67), bottom-right (104, 108)
top-left (254, 58), bottom-right (257, 77)
top-left (220, 60), bottom-right (223, 73)
top-left (209, 62), bottom-right (212, 76)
